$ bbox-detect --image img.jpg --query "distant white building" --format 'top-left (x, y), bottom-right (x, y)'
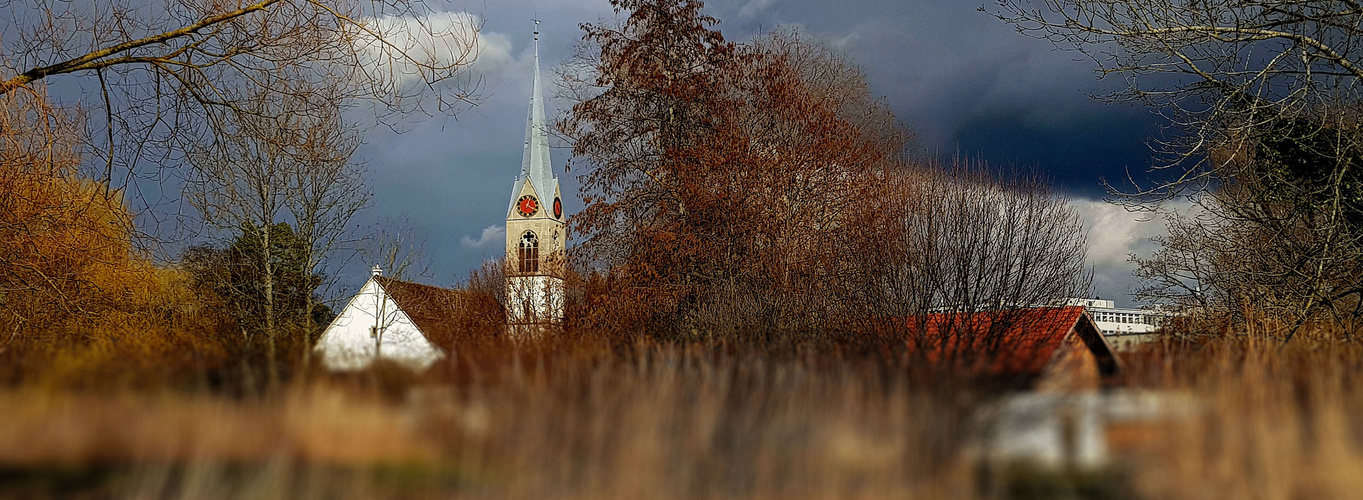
top-left (1065, 298), bottom-right (1175, 350)
top-left (313, 266), bottom-right (463, 371)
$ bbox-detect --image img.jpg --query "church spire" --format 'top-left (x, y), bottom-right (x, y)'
top-left (504, 20), bottom-right (567, 335)
top-left (519, 19), bottom-right (553, 197)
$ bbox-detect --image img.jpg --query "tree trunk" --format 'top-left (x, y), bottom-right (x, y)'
top-left (263, 223), bottom-right (278, 392)
top-left (301, 251), bottom-right (315, 371)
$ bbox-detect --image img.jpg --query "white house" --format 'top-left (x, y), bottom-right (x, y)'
top-left (313, 267), bottom-right (464, 371)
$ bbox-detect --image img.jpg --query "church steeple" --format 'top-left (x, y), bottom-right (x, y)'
top-left (504, 21), bottom-right (566, 336)
top-left (518, 19), bottom-right (554, 203)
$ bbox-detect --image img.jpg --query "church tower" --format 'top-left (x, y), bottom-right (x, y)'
top-left (505, 21), bottom-right (566, 335)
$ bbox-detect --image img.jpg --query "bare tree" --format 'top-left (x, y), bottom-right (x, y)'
top-left (869, 160), bottom-right (1091, 311)
top-left (849, 159), bottom-right (1093, 372)
top-left (994, 0), bottom-right (1363, 331)
top-left (358, 217), bottom-right (432, 283)
top-left (0, 0), bottom-right (480, 241)
top-left (992, 0), bottom-right (1363, 195)
top-left (1132, 159), bottom-right (1363, 338)
top-left (282, 100), bottom-right (371, 364)
top-left (185, 87), bottom-right (291, 345)
top-left (185, 77), bottom-right (370, 382)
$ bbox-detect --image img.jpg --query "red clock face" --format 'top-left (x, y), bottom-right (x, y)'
top-left (517, 195), bottom-right (538, 217)
top-left (553, 197), bottom-right (562, 218)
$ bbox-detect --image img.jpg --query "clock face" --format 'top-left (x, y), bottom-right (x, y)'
top-left (553, 197), bottom-right (563, 218)
top-left (517, 195), bottom-right (539, 217)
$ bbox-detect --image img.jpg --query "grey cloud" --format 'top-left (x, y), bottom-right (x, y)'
top-left (461, 225), bottom-right (506, 249)
top-left (1071, 198), bottom-right (1200, 305)
top-left (738, 0), bottom-right (775, 19)
top-left (700, 0), bottom-right (1113, 148)
top-left (1074, 199), bottom-right (1167, 267)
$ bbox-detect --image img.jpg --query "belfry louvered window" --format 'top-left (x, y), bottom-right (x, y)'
top-left (519, 231), bottom-right (540, 273)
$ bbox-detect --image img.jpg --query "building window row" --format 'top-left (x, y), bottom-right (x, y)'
top-left (1093, 311), bottom-right (1165, 326)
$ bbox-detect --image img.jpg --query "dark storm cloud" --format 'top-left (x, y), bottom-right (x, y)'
top-left (707, 0), bottom-right (1161, 189)
top-left (955, 109), bottom-right (1162, 196)
top-left (340, 0), bottom-right (1167, 303)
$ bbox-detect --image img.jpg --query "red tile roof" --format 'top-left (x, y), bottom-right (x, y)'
top-left (374, 277), bottom-right (470, 345)
top-left (904, 306), bottom-right (1118, 378)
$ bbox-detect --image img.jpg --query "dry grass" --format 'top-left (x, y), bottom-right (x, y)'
top-left (8, 319), bottom-right (1363, 499)
top-left (1116, 332), bottom-right (1363, 500)
top-left (0, 339), bottom-right (978, 499)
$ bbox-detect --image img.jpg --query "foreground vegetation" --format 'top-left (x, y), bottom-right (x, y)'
top-left (2, 320), bottom-right (1363, 500)
top-left (1119, 333), bottom-right (1363, 500)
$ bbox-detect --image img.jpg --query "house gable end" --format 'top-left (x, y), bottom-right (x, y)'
top-left (1073, 311), bottom-right (1122, 377)
top-left (315, 278), bottom-right (446, 371)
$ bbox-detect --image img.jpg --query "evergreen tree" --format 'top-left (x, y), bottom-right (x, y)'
top-left (185, 222), bottom-right (333, 348)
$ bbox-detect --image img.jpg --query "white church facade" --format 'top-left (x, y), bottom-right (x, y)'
top-left (314, 26), bottom-right (566, 370)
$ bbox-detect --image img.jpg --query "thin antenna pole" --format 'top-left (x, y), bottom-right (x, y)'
top-left (532, 19), bottom-right (541, 65)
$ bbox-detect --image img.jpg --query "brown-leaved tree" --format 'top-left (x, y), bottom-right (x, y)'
top-left (560, 1), bottom-right (907, 338)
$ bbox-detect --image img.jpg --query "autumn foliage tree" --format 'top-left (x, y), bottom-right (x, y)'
top-left (562, 0), bottom-right (1092, 345)
top-left (0, 88), bottom-right (231, 384)
top-left (559, 0), bottom-right (741, 335)
top-left (560, 1), bottom-right (908, 338)
top-left (0, 89), bottom-right (95, 335)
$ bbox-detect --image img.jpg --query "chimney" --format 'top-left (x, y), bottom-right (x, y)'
top-left (371, 265), bottom-right (383, 277)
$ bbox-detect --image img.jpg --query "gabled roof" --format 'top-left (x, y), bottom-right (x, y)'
top-left (907, 306), bottom-right (1120, 379)
top-left (374, 276), bottom-right (468, 344)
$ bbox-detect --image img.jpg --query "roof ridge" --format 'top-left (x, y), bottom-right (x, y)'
top-left (374, 275), bottom-right (460, 293)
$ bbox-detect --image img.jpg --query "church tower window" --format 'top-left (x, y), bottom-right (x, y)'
top-left (518, 230), bottom-right (540, 273)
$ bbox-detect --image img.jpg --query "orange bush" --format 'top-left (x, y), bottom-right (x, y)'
top-left (0, 88), bottom-right (231, 388)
